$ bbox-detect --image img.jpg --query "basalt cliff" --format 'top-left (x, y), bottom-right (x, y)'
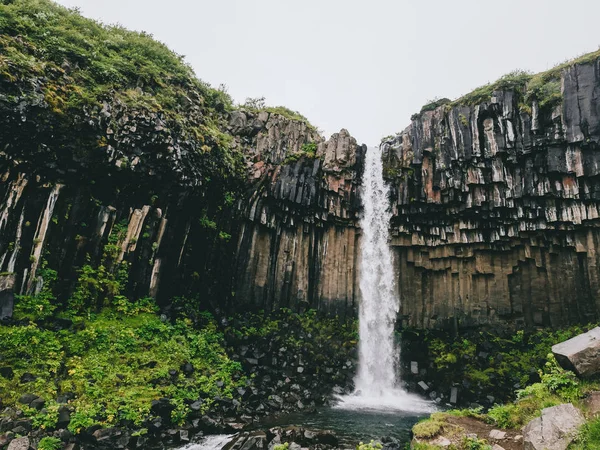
top-left (2, 0), bottom-right (600, 330)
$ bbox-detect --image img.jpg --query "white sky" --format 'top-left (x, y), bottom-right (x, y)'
top-left (55, 0), bottom-right (600, 145)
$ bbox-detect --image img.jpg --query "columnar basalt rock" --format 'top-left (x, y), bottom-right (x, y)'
top-left (233, 122), bottom-right (365, 316)
top-left (0, 107), bottom-right (364, 316)
top-left (382, 56), bottom-right (600, 329)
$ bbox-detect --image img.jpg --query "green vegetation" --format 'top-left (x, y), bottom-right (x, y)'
top-left (485, 354), bottom-right (592, 429)
top-left (461, 436), bottom-right (491, 450)
top-left (408, 48), bottom-right (600, 120)
top-left (357, 441), bottom-right (383, 450)
top-left (571, 417), bottom-right (600, 450)
top-left (283, 142), bottom-right (320, 164)
top-left (0, 0), bottom-right (244, 204)
top-left (0, 307), bottom-right (245, 432)
top-left (412, 417), bottom-right (444, 439)
top-left (417, 324), bottom-right (593, 403)
top-left (38, 437), bottom-right (63, 450)
top-left (273, 443), bottom-right (290, 450)
top-left (241, 96), bottom-right (317, 131)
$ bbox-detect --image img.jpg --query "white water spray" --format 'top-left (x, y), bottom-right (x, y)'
top-left (336, 146), bottom-right (433, 412)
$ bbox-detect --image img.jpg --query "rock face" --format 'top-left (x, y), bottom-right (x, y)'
top-left (552, 326), bottom-right (600, 377)
top-left (523, 403), bottom-right (585, 450)
top-left (2, 37), bottom-right (600, 328)
top-left (0, 106), bottom-right (364, 317)
top-left (382, 56), bottom-right (600, 329)
top-left (234, 126), bottom-right (365, 315)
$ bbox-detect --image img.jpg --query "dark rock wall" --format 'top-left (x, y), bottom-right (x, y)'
top-left (0, 108), bottom-right (365, 317)
top-left (383, 57), bottom-right (600, 329)
top-left (4, 56), bottom-right (600, 329)
top-left (234, 127), bottom-right (365, 317)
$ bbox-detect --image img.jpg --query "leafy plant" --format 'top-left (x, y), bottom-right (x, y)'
top-left (357, 440), bottom-right (383, 450)
top-left (38, 437), bottom-right (62, 450)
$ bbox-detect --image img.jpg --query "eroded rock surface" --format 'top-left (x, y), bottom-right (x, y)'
top-left (523, 403), bottom-right (585, 450)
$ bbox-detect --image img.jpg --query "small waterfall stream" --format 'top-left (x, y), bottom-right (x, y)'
top-left (336, 145), bottom-right (432, 412)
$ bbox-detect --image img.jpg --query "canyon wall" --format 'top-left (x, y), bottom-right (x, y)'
top-left (383, 57), bottom-right (600, 329)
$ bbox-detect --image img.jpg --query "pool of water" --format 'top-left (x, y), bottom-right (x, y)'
top-left (179, 406), bottom-right (428, 450)
top-left (259, 407), bottom-right (427, 446)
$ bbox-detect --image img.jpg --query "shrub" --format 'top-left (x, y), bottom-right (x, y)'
top-left (38, 437), bottom-right (62, 450)
top-left (357, 441), bottom-right (383, 450)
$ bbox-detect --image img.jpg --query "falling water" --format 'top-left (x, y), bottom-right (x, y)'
top-left (336, 145), bottom-right (433, 412)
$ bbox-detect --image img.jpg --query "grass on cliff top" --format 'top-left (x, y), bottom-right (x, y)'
top-left (0, 0), bottom-right (245, 193)
top-left (0, 0), bottom-right (231, 114)
top-left (454, 48), bottom-right (600, 107)
top-left (410, 48), bottom-right (600, 119)
top-left (240, 97), bottom-right (318, 132)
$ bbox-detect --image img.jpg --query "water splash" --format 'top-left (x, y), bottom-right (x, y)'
top-left (178, 434), bottom-right (234, 450)
top-left (336, 146), bottom-right (433, 413)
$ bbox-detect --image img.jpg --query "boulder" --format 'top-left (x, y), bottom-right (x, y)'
top-left (523, 403), bottom-right (585, 450)
top-left (7, 437), bottom-right (29, 450)
top-left (552, 327), bottom-right (600, 377)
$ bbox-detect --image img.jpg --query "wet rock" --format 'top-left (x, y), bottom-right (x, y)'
top-left (552, 327), bottom-right (600, 377)
top-left (150, 398), bottom-right (174, 421)
top-left (223, 431), bottom-right (267, 450)
top-left (523, 403), bottom-right (585, 450)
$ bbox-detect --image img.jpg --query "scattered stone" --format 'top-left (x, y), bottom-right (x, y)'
top-left (18, 393), bottom-right (38, 405)
top-left (29, 397), bottom-right (45, 411)
top-left (492, 445), bottom-right (506, 450)
top-left (431, 436), bottom-right (452, 447)
top-left (190, 400), bottom-right (203, 411)
top-left (489, 430), bottom-right (506, 440)
top-left (514, 435), bottom-right (523, 442)
top-left (523, 403), bottom-right (585, 450)
top-left (7, 436), bottom-right (29, 450)
top-left (19, 373), bottom-right (36, 383)
top-left (450, 387), bottom-right (458, 404)
top-left (418, 381), bottom-right (429, 391)
top-left (584, 391), bottom-right (600, 415)
top-left (552, 327), bottom-right (600, 377)
top-left (297, 367), bottom-right (304, 373)
top-left (410, 362), bottom-right (418, 374)
top-left (179, 430), bottom-right (189, 442)
top-left (57, 405), bottom-right (71, 428)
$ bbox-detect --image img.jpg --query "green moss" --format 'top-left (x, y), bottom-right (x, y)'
top-left (283, 141), bottom-right (320, 164)
top-left (412, 418), bottom-right (443, 439)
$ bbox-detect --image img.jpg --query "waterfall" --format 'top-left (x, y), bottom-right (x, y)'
top-left (336, 145), bottom-right (433, 412)
top-left (355, 145), bottom-right (399, 394)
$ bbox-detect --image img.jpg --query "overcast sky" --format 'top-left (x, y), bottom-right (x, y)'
top-left (55, 0), bottom-right (600, 145)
